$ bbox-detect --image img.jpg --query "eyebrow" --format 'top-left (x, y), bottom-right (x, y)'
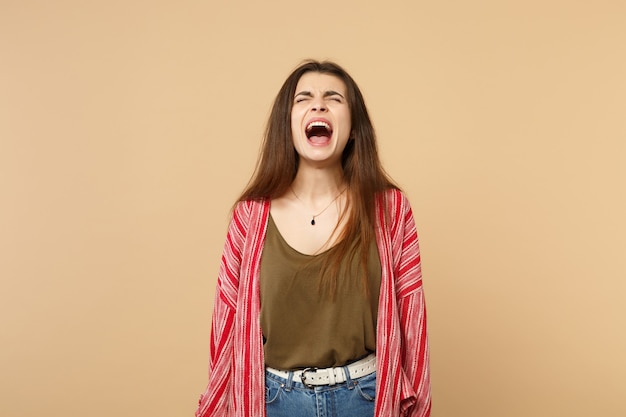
top-left (294, 90), bottom-right (346, 99)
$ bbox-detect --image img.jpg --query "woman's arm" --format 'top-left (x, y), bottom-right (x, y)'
top-left (196, 203), bottom-right (249, 417)
top-left (395, 193), bottom-right (431, 417)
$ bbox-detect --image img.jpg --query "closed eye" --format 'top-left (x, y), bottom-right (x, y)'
top-left (294, 91), bottom-right (312, 103)
top-left (294, 91), bottom-right (345, 103)
top-left (324, 91), bottom-right (345, 102)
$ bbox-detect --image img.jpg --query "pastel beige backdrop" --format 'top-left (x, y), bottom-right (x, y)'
top-left (1, 1), bottom-right (624, 416)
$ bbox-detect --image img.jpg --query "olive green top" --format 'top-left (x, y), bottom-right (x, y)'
top-left (260, 215), bottom-right (381, 370)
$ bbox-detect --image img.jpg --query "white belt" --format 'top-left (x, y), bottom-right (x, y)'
top-left (266, 354), bottom-right (376, 387)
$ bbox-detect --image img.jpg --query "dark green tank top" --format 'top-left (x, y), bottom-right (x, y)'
top-left (260, 215), bottom-right (381, 370)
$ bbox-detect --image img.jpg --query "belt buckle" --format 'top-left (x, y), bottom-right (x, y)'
top-left (300, 367), bottom-right (318, 388)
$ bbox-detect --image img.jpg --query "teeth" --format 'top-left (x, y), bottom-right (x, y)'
top-left (306, 121), bottom-right (331, 131)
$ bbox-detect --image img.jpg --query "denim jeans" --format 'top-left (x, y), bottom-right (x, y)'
top-left (265, 369), bottom-right (376, 417)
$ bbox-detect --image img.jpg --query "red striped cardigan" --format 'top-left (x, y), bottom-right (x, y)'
top-left (196, 189), bottom-right (431, 417)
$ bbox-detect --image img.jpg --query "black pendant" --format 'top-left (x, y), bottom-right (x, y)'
top-left (311, 218), bottom-right (316, 226)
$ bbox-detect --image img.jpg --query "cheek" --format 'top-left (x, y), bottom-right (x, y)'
top-left (341, 115), bottom-right (353, 137)
top-left (290, 109), bottom-right (302, 133)
top-left (339, 108), bottom-right (352, 129)
top-left (290, 121), bottom-right (300, 139)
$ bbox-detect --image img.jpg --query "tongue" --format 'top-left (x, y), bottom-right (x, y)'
top-left (308, 135), bottom-right (331, 144)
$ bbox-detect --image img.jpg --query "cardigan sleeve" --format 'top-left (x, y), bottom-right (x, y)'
top-left (394, 193), bottom-right (432, 417)
top-left (196, 202), bottom-right (250, 417)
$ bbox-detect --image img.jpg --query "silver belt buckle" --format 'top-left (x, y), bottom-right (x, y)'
top-left (300, 367), bottom-right (318, 388)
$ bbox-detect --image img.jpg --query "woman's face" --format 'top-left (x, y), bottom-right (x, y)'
top-left (290, 72), bottom-right (352, 168)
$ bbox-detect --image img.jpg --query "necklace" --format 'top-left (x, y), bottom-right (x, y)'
top-left (291, 187), bottom-right (346, 226)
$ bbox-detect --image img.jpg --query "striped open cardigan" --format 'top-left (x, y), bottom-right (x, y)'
top-left (196, 189), bottom-right (431, 417)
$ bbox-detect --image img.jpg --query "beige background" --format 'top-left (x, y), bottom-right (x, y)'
top-left (1, 1), bottom-right (625, 416)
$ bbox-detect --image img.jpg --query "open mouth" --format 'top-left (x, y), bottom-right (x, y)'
top-left (305, 120), bottom-right (333, 144)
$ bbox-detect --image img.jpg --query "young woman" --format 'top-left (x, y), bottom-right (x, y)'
top-left (196, 60), bottom-right (431, 417)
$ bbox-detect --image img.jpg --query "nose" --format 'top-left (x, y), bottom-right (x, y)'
top-left (311, 98), bottom-right (327, 112)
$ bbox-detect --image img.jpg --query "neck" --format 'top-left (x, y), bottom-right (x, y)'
top-left (291, 165), bottom-right (345, 203)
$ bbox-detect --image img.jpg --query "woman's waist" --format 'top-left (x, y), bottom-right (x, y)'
top-left (265, 353), bottom-right (376, 387)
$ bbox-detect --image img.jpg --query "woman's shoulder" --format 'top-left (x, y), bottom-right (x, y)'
top-left (230, 198), bottom-right (270, 230)
top-left (377, 187), bottom-right (412, 212)
top-left (233, 197), bottom-right (270, 214)
top-left (375, 187), bottom-right (418, 238)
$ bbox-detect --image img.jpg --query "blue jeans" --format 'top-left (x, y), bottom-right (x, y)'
top-left (265, 369), bottom-right (376, 417)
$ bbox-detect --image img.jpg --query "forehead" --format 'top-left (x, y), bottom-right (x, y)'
top-left (295, 72), bottom-right (347, 94)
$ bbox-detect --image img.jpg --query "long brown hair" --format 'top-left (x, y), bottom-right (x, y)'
top-left (238, 60), bottom-right (398, 293)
